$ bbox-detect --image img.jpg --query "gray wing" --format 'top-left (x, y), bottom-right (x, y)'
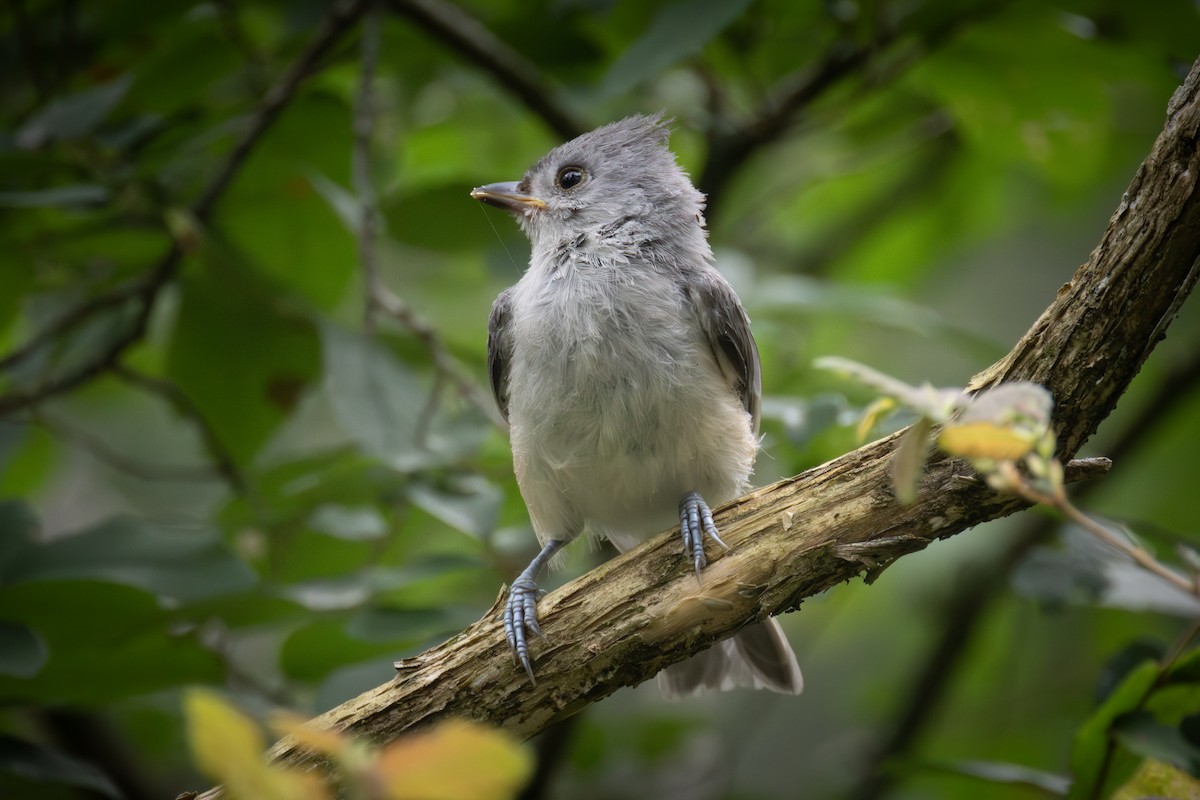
top-left (487, 288), bottom-right (514, 421)
top-left (687, 271), bottom-right (762, 434)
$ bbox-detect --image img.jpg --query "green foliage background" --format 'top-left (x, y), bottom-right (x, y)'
top-left (1, 1), bottom-right (1198, 798)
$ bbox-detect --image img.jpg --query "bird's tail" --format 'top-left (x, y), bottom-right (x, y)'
top-left (657, 617), bottom-right (803, 700)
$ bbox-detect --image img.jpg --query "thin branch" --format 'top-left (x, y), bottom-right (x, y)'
top-left (848, 345), bottom-right (1200, 800)
top-left (699, 3), bottom-right (1000, 219)
top-left (110, 363), bottom-right (247, 495)
top-left (369, 285), bottom-right (508, 429)
top-left (187, 56), bottom-right (1200, 796)
top-left (388, 0), bottom-right (585, 141)
top-left (356, 3), bottom-right (384, 338)
top-left (28, 411), bottom-right (222, 483)
top-left (0, 0), bottom-right (372, 416)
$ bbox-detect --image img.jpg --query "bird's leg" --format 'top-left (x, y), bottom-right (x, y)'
top-left (679, 491), bottom-right (729, 582)
top-left (504, 538), bottom-right (567, 683)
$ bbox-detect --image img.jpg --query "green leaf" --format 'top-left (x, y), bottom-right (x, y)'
top-left (1113, 712), bottom-right (1200, 777)
top-left (308, 504), bottom-right (389, 541)
top-left (167, 272), bottom-right (321, 464)
top-left (0, 735), bottom-right (120, 797)
top-left (913, 758), bottom-right (1070, 794)
top-left (15, 74), bottom-right (132, 148)
top-left (280, 620), bottom-right (402, 681)
top-left (599, 0), bottom-right (754, 97)
top-left (321, 324), bottom-right (430, 470)
top-left (0, 581), bottom-right (222, 703)
top-left (407, 475), bottom-right (501, 539)
top-left (0, 621), bottom-right (46, 678)
top-left (1070, 659), bottom-right (1161, 800)
top-left (1, 516), bottom-right (256, 602)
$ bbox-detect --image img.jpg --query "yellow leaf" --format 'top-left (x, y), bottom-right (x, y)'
top-left (856, 397), bottom-right (896, 442)
top-left (375, 719), bottom-right (533, 800)
top-left (185, 689), bottom-right (325, 800)
top-left (938, 421), bottom-right (1036, 460)
top-left (270, 711), bottom-right (350, 761)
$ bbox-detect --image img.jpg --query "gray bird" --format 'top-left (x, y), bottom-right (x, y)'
top-left (471, 113), bottom-right (803, 698)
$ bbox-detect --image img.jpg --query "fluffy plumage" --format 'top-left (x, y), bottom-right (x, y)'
top-left (477, 113), bottom-right (802, 698)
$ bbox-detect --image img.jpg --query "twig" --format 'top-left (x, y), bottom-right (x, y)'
top-left (848, 346), bottom-right (1200, 800)
top-left (1001, 465), bottom-right (1197, 597)
top-left (356, 3), bottom-right (384, 337)
top-left (388, 0), bottom-right (585, 141)
top-left (110, 363), bottom-right (248, 495)
top-left (699, 3), bottom-right (1000, 219)
top-left (0, 0), bottom-right (373, 416)
top-left (29, 411), bottom-right (224, 484)
top-left (369, 285), bottom-right (507, 429)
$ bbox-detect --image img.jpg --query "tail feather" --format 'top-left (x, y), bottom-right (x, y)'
top-left (657, 617), bottom-right (803, 700)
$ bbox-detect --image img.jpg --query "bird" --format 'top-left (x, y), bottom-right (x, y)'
top-left (471, 113), bottom-right (802, 699)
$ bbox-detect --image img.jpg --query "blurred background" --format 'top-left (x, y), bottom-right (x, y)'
top-left (1, 1), bottom-right (1198, 798)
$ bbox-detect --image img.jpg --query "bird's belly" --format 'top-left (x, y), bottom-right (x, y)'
top-left (508, 328), bottom-right (756, 549)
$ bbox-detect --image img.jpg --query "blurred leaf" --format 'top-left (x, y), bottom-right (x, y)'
top-left (1016, 526), bottom-right (1200, 617)
top-left (280, 620), bottom-right (400, 681)
top-left (1070, 659), bottom-right (1160, 800)
top-left (374, 719), bottom-right (532, 800)
top-left (892, 416), bottom-right (933, 505)
top-left (345, 605), bottom-right (477, 642)
top-left (1114, 711), bottom-right (1200, 777)
top-left (218, 94), bottom-right (357, 307)
top-left (0, 185), bottom-right (109, 208)
top-left (0, 581), bottom-right (221, 703)
top-left (0, 500), bottom-right (38, 570)
top-left (168, 272), bottom-right (321, 464)
top-left (0, 621), bottom-right (46, 679)
top-left (185, 689), bottom-right (324, 800)
top-left (385, 183), bottom-right (510, 251)
top-left (0, 735), bottom-right (120, 798)
top-left (321, 324), bottom-right (429, 471)
top-left (913, 758), bottom-right (1070, 794)
top-left (938, 421), bottom-right (1036, 460)
top-left (599, 0), bottom-right (754, 97)
top-left (407, 475), bottom-right (501, 539)
top-left (1112, 758), bottom-right (1200, 800)
top-left (308, 504), bottom-right (389, 541)
top-left (1, 516), bottom-right (255, 602)
top-left (16, 74), bottom-right (132, 149)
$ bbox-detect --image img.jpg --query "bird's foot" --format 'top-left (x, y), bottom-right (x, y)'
top-left (503, 575), bottom-right (546, 683)
top-left (679, 490), bottom-right (729, 582)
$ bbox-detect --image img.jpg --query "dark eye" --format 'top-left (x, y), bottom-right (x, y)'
top-left (556, 167), bottom-right (585, 190)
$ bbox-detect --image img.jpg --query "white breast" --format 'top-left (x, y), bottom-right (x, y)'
top-left (505, 258), bottom-right (757, 550)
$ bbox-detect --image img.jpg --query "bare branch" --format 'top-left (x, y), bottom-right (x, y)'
top-left (388, 0), bottom-right (586, 141)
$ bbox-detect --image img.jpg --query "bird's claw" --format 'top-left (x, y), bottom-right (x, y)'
top-left (680, 491), bottom-right (728, 582)
top-left (503, 576), bottom-right (544, 683)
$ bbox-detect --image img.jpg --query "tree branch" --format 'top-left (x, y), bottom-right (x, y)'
top-left (388, 0), bottom-right (586, 141)
top-left (0, 0), bottom-right (371, 416)
top-left (194, 55), bottom-right (1200, 796)
top-left (699, 3), bottom-right (1001, 220)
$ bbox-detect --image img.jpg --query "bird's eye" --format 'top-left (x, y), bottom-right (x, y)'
top-left (556, 167), bottom-right (585, 190)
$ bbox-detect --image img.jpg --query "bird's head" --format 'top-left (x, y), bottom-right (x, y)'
top-left (471, 113), bottom-right (708, 255)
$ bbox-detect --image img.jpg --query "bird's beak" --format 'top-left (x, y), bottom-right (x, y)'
top-left (470, 181), bottom-right (547, 214)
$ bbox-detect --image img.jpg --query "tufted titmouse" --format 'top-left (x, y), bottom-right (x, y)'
top-left (472, 114), bottom-right (802, 698)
